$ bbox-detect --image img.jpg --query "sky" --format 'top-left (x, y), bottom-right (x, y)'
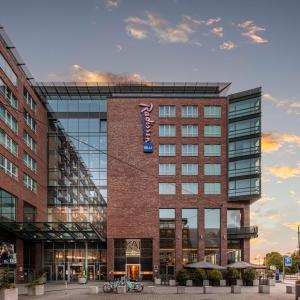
top-left (1, 0), bottom-right (300, 263)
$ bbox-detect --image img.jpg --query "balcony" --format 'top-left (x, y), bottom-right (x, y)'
top-left (227, 226), bottom-right (258, 239)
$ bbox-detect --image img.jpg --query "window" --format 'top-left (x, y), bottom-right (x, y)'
top-left (204, 164), bottom-right (221, 176)
top-left (23, 152), bottom-right (37, 172)
top-left (0, 103), bottom-right (18, 132)
top-left (23, 202), bottom-right (36, 222)
top-left (159, 106), bottom-right (176, 118)
top-left (181, 106), bottom-right (198, 118)
top-left (204, 106), bottom-right (221, 118)
top-left (204, 125), bottom-right (221, 137)
top-left (159, 144), bottom-right (176, 156)
top-left (23, 110), bottom-right (36, 132)
top-left (181, 164), bottom-right (198, 176)
top-left (229, 178), bottom-right (260, 197)
top-left (0, 78), bottom-right (18, 109)
top-left (23, 131), bottom-right (37, 152)
top-left (23, 174), bottom-right (37, 193)
top-left (159, 125), bottom-right (176, 137)
top-left (182, 144), bottom-right (198, 156)
top-left (0, 53), bottom-right (17, 85)
top-left (204, 144), bottom-right (221, 156)
top-left (227, 210), bottom-right (241, 228)
top-left (229, 158), bottom-right (260, 177)
top-left (23, 88), bottom-right (37, 112)
top-left (229, 118), bottom-right (260, 138)
top-left (0, 188), bottom-right (16, 221)
top-left (182, 183), bottom-right (198, 195)
top-left (229, 138), bottom-right (260, 158)
top-left (204, 183), bottom-right (221, 194)
top-left (0, 129), bottom-right (18, 156)
top-left (205, 209), bottom-right (220, 264)
top-left (181, 125), bottom-right (198, 137)
top-left (229, 97), bottom-right (260, 118)
top-left (0, 154), bottom-right (18, 180)
top-left (159, 164), bottom-right (176, 176)
top-left (159, 183), bottom-right (176, 195)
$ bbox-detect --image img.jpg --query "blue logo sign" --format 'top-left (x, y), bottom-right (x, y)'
top-left (284, 256), bottom-right (292, 267)
top-left (144, 143), bottom-right (153, 153)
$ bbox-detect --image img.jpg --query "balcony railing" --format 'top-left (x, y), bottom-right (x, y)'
top-left (227, 226), bottom-right (258, 239)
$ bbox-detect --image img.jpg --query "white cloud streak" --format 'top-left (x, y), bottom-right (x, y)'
top-left (238, 20), bottom-right (268, 44)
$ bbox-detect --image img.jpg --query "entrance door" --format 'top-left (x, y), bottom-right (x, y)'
top-left (44, 265), bottom-right (53, 281)
top-left (87, 265), bottom-right (95, 281)
top-left (69, 265), bottom-right (83, 282)
top-left (126, 264), bottom-right (140, 281)
top-left (56, 265), bottom-right (65, 281)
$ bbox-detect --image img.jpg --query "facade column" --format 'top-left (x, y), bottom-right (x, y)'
top-left (16, 239), bottom-right (24, 283)
top-left (175, 208), bottom-right (182, 273)
top-left (107, 238), bottom-right (114, 281)
top-left (84, 240), bottom-right (88, 278)
top-left (198, 208), bottom-right (205, 261)
top-left (152, 237), bottom-right (160, 278)
top-left (220, 206), bottom-right (227, 266)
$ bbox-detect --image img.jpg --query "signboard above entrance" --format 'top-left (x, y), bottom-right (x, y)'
top-left (126, 239), bottom-right (141, 257)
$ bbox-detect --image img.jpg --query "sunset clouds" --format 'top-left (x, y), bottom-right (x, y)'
top-left (262, 132), bottom-right (300, 153)
top-left (267, 164), bottom-right (300, 179)
top-left (238, 20), bottom-right (268, 44)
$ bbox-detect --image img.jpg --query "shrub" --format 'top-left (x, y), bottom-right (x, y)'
top-left (207, 269), bottom-right (223, 286)
top-left (266, 270), bottom-right (274, 279)
top-left (226, 268), bottom-right (240, 285)
top-left (0, 268), bottom-right (15, 290)
top-left (242, 268), bottom-right (257, 284)
top-left (176, 269), bottom-right (189, 285)
top-left (296, 280), bottom-right (300, 285)
top-left (190, 269), bottom-right (207, 286)
top-left (26, 279), bottom-right (44, 288)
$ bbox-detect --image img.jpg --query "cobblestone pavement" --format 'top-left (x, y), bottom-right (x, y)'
top-left (17, 281), bottom-right (296, 300)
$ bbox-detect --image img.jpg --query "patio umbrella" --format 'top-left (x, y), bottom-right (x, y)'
top-left (185, 260), bottom-right (226, 270)
top-left (227, 261), bottom-right (266, 269)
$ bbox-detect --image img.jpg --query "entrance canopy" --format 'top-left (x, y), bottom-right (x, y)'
top-left (0, 222), bottom-right (105, 242)
top-left (185, 261), bottom-right (226, 270)
top-left (227, 261), bottom-right (267, 269)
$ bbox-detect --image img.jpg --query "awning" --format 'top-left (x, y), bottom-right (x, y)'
top-left (0, 222), bottom-right (105, 242)
top-left (185, 261), bottom-right (226, 270)
top-left (227, 261), bottom-right (267, 269)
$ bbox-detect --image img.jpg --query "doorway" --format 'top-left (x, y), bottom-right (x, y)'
top-left (44, 265), bottom-right (52, 281)
top-left (126, 264), bottom-right (140, 281)
top-left (87, 265), bottom-right (95, 281)
top-left (55, 265), bottom-right (65, 281)
top-left (69, 265), bottom-right (83, 282)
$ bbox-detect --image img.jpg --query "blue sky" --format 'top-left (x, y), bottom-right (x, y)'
top-left (1, 0), bottom-right (300, 262)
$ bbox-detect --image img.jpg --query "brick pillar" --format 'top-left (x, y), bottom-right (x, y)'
top-left (220, 206), bottom-right (227, 266)
top-left (107, 238), bottom-right (114, 281)
top-left (16, 239), bottom-right (24, 283)
top-left (243, 239), bottom-right (250, 262)
top-left (152, 237), bottom-right (160, 278)
top-left (198, 208), bottom-right (204, 261)
top-left (175, 208), bottom-right (182, 272)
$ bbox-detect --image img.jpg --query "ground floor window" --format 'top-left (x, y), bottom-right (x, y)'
top-left (227, 240), bottom-right (242, 264)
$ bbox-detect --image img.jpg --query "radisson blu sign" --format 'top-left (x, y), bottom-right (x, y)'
top-left (139, 103), bottom-right (155, 153)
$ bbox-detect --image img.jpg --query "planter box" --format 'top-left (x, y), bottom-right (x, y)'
top-left (258, 285), bottom-right (270, 294)
top-left (296, 284), bottom-right (300, 298)
top-left (78, 277), bottom-right (87, 284)
top-left (236, 279), bottom-right (243, 286)
top-left (0, 288), bottom-right (18, 300)
top-left (154, 278), bottom-right (161, 285)
top-left (203, 286), bottom-right (212, 294)
top-left (267, 279), bottom-right (275, 286)
top-left (117, 286), bottom-right (126, 294)
top-left (143, 286), bottom-right (156, 294)
top-left (286, 286), bottom-right (294, 294)
top-left (186, 280), bottom-right (193, 287)
top-left (231, 285), bottom-right (241, 294)
top-left (177, 286), bottom-right (185, 294)
top-left (169, 279), bottom-right (176, 286)
top-left (253, 279), bottom-right (259, 286)
top-left (28, 285), bottom-right (45, 296)
top-left (220, 280), bottom-right (226, 287)
top-left (203, 280), bottom-right (209, 286)
top-left (89, 286), bottom-right (99, 294)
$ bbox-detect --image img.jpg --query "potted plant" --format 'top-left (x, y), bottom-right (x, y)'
top-left (176, 269), bottom-right (188, 286)
top-left (0, 268), bottom-right (17, 300)
top-left (26, 278), bottom-right (45, 296)
top-left (37, 271), bottom-right (47, 284)
top-left (266, 270), bottom-right (275, 286)
top-left (154, 273), bottom-right (161, 285)
top-left (226, 268), bottom-right (241, 286)
top-left (168, 275), bottom-right (176, 286)
top-left (190, 269), bottom-right (206, 286)
top-left (242, 268), bottom-right (258, 286)
top-left (78, 271), bottom-right (87, 284)
top-left (207, 269), bottom-right (223, 286)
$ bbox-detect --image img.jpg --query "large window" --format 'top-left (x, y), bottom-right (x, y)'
top-left (227, 210), bottom-right (241, 228)
top-left (159, 144), bottom-right (176, 156)
top-left (0, 53), bottom-right (17, 85)
top-left (0, 78), bottom-right (17, 109)
top-left (0, 154), bottom-right (17, 180)
top-left (0, 128), bottom-right (18, 156)
top-left (23, 131), bottom-right (37, 152)
top-left (204, 144), bottom-right (221, 156)
top-left (204, 106), bottom-right (221, 118)
top-left (159, 183), bottom-right (176, 195)
top-left (229, 178), bottom-right (260, 197)
top-left (204, 164), bottom-right (221, 176)
top-left (229, 97), bottom-right (260, 118)
top-left (0, 188), bottom-right (16, 221)
top-left (181, 125), bottom-right (198, 137)
top-left (0, 103), bottom-right (18, 132)
top-left (23, 174), bottom-right (37, 193)
top-left (23, 88), bottom-right (37, 112)
top-left (229, 158), bottom-right (260, 177)
top-left (159, 125), bottom-right (176, 137)
top-left (181, 144), bottom-right (198, 156)
top-left (23, 152), bottom-right (37, 172)
top-left (229, 118), bottom-right (260, 138)
top-left (24, 110), bottom-right (36, 132)
top-left (159, 106), bottom-right (176, 118)
top-left (204, 183), bottom-right (221, 195)
top-left (181, 164), bottom-right (198, 176)
top-left (204, 125), bottom-right (221, 137)
top-left (181, 106), bottom-right (198, 118)
top-left (205, 209), bottom-right (220, 264)
top-left (181, 183), bottom-right (198, 195)
top-left (182, 209), bottom-right (198, 265)
top-left (229, 138), bottom-right (260, 158)
top-left (159, 163), bottom-right (176, 176)
top-left (23, 202), bottom-right (36, 222)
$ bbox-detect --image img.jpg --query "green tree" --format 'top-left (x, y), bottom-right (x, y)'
top-left (264, 252), bottom-right (283, 271)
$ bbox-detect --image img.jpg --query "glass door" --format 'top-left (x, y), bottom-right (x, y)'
top-left (87, 265), bottom-right (95, 281)
top-left (55, 265), bottom-right (65, 281)
top-left (126, 264), bottom-right (140, 281)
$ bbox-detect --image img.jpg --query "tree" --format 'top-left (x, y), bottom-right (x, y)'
top-left (264, 252), bottom-right (283, 271)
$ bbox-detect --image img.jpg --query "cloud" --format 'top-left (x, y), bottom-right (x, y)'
top-left (262, 131), bottom-right (300, 153)
top-left (126, 26), bottom-right (147, 39)
top-left (116, 44), bottom-right (123, 52)
top-left (263, 93), bottom-right (300, 115)
top-left (219, 41), bottom-right (236, 50)
top-left (105, 0), bottom-right (120, 10)
top-left (206, 17), bottom-right (222, 26)
top-left (283, 222), bottom-right (300, 231)
top-left (211, 27), bottom-right (223, 37)
top-left (238, 20), bottom-right (268, 44)
top-left (267, 164), bottom-right (300, 179)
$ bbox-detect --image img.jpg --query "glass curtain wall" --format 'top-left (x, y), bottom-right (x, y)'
top-left (182, 209), bottom-right (198, 265)
top-left (204, 209), bottom-right (220, 264)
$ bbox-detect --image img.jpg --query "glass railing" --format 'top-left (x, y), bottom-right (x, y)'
top-left (229, 186), bottom-right (260, 197)
top-left (229, 125), bottom-right (260, 139)
top-left (229, 106), bottom-right (260, 119)
top-left (229, 145), bottom-right (260, 158)
top-left (229, 166), bottom-right (260, 178)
